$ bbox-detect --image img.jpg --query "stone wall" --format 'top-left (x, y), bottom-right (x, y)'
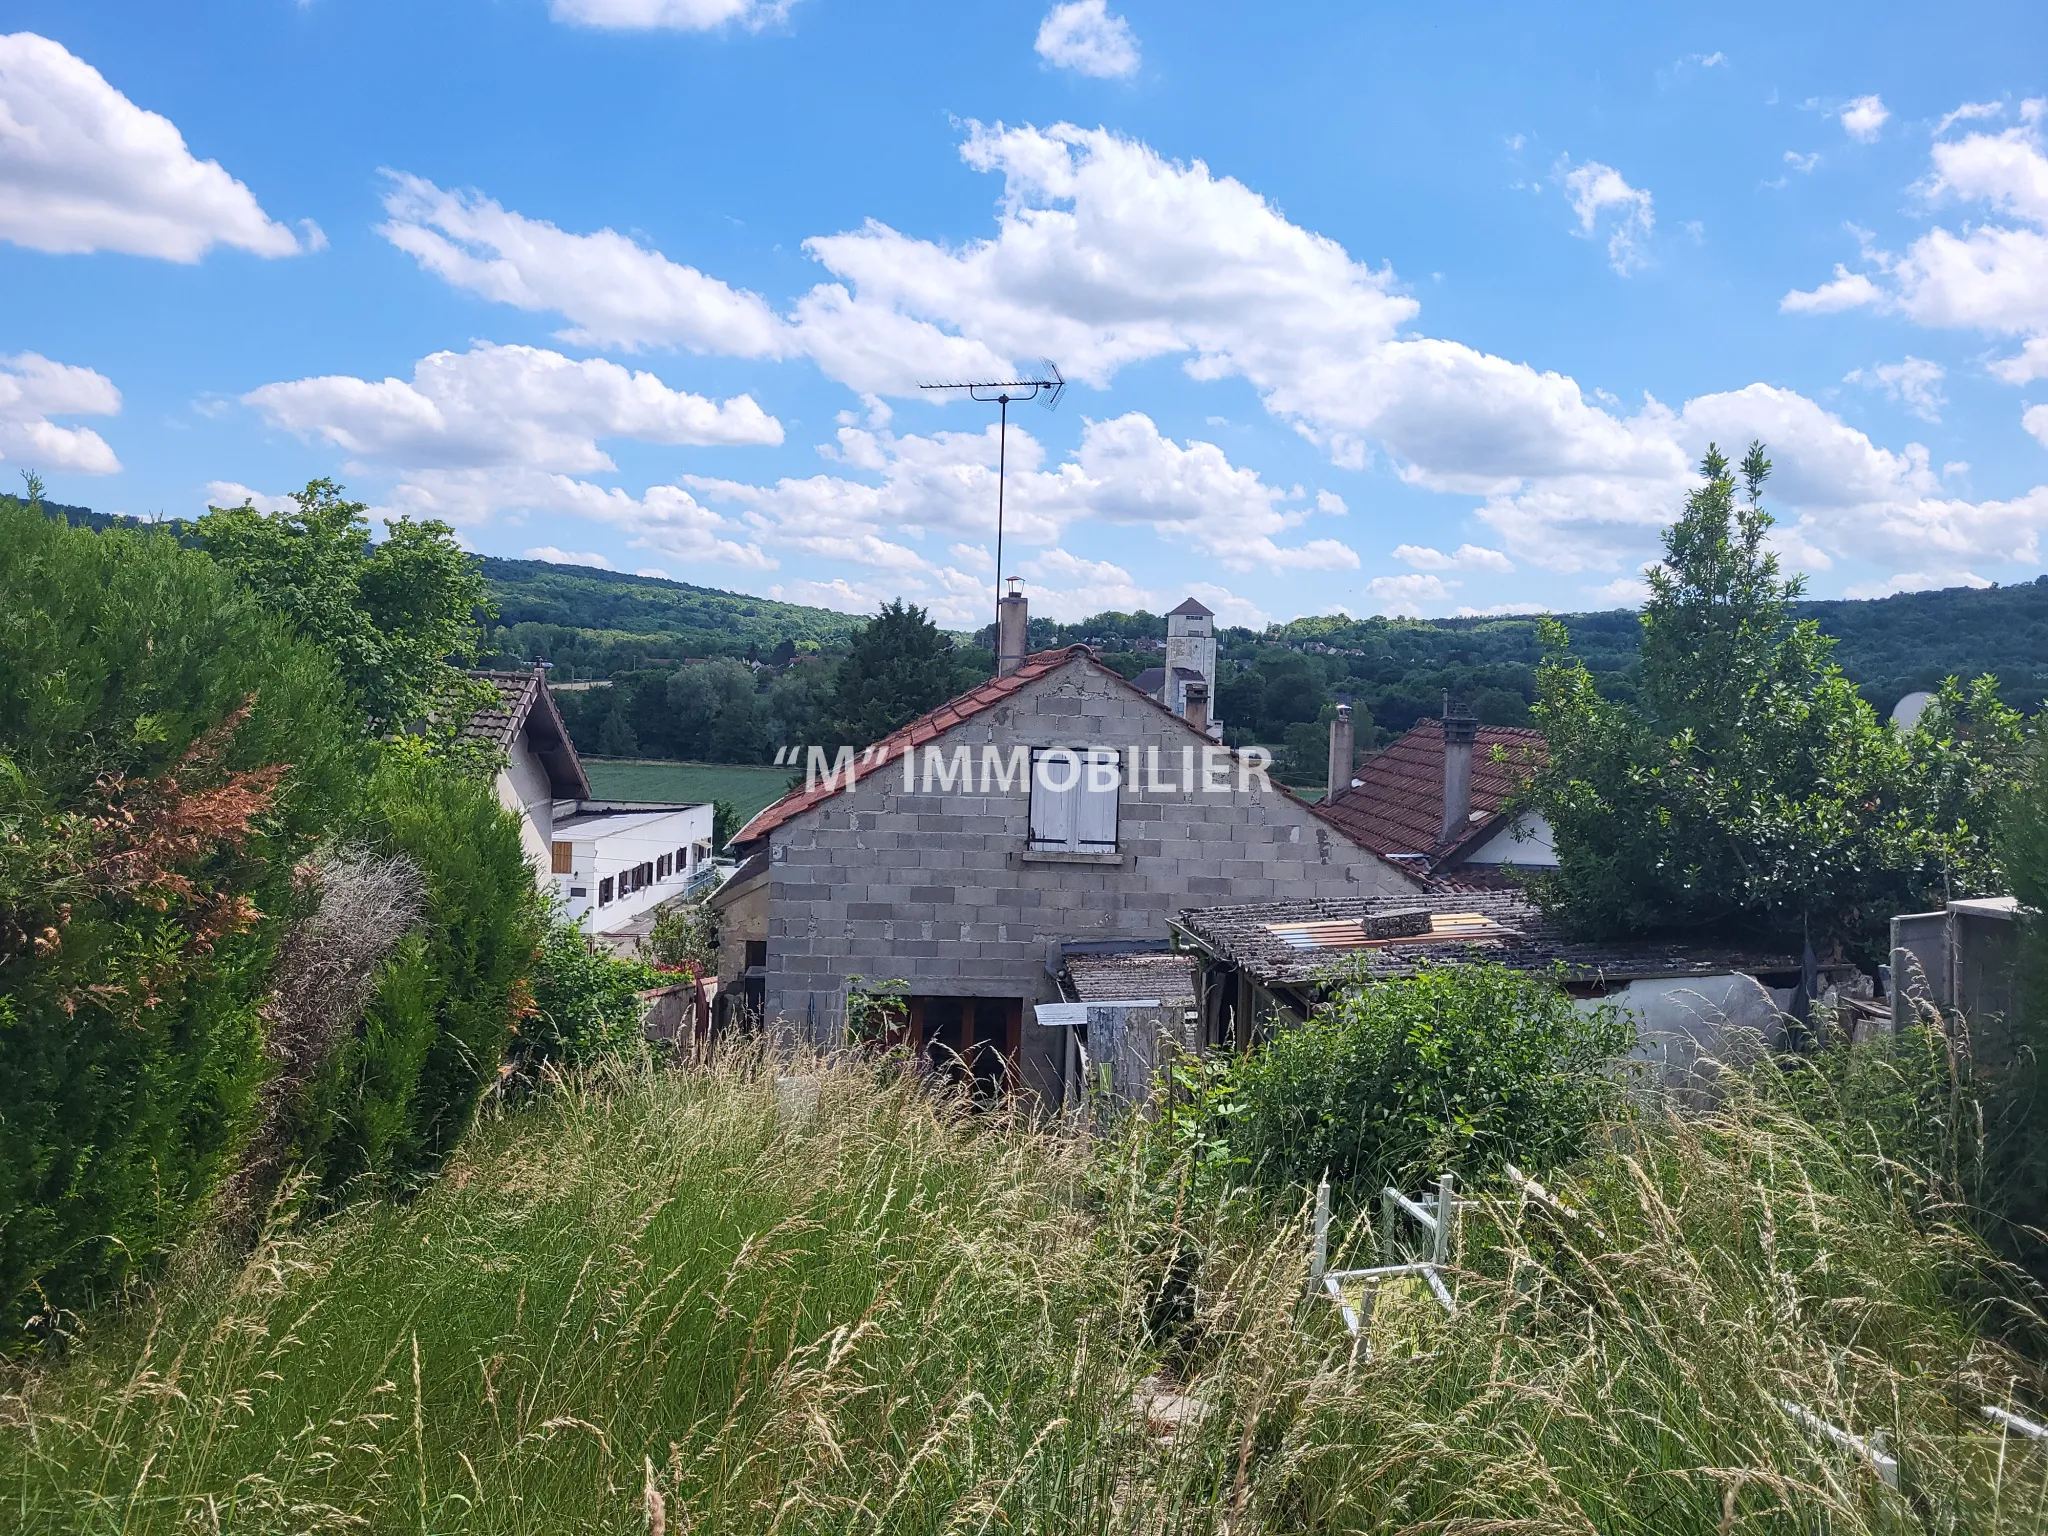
top-left (763, 654), bottom-right (1418, 1099)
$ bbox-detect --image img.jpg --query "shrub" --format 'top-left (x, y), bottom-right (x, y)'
top-left (521, 916), bottom-right (661, 1072)
top-left (285, 751), bottom-right (542, 1200)
top-left (1166, 964), bottom-right (1634, 1203)
top-left (0, 498), bottom-right (359, 1345)
top-left (645, 897), bottom-right (717, 973)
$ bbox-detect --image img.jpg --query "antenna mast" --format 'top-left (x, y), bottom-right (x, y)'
top-left (918, 360), bottom-right (1065, 646)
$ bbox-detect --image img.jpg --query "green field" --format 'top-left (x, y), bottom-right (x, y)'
top-left (581, 757), bottom-right (793, 819)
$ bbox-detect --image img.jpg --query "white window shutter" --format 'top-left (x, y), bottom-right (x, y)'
top-left (1075, 750), bottom-right (1119, 850)
top-left (1030, 751), bottom-right (1076, 847)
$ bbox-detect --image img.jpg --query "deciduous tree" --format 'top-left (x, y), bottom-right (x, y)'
top-left (1528, 443), bottom-right (2024, 956)
top-left (196, 480), bottom-right (491, 735)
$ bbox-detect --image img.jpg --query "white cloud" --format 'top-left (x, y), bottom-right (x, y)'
top-left (1845, 357), bottom-right (1947, 422)
top-left (1453, 602), bottom-right (1548, 617)
top-left (378, 174), bottom-right (790, 355)
top-left (203, 480), bottom-right (295, 514)
top-left (684, 412), bottom-right (1359, 575)
top-left (0, 351), bottom-right (120, 474)
top-left (1035, 1), bottom-right (1140, 79)
top-left (389, 121), bottom-right (2048, 593)
top-left (1839, 94), bottom-right (1889, 143)
top-left (1845, 568), bottom-right (1994, 598)
top-left (636, 566), bottom-right (672, 580)
top-left (241, 344), bottom-right (782, 569)
top-left (0, 32), bottom-right (306, 261)
top-left (548, 0), bottom-right (793, 31)
top-left (2026, 403), bottom-right (2048, 450)
top-left (1781, 263), bottom-right (1885, 314)
top-left (1366, 573), bottom-right (1454, 616)
top-left (389, 468), bottom-right (774, 568)
top-left (1588, 576), bottom-right (1650, 606)
top-left (523, 546), bottom-right (614, 568)
top-left (1990, 337), bottom-right (2048, 384)
top-left (244, 342), bottom-right (781, 471)
top-left (1937, 101), bottom-right (2005, 137)
top-left (1787, 112), bottom-right (2048, 378)
top-left (1558, 158), bottom-right (1655, 274)
top-left (1393, 542), bottom-right (1513, 572)
top-left (1784, 150), bottom-right (1820, 174)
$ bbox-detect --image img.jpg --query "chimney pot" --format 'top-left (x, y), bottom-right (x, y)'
top-left (1440, 707), bottom-right (1478, 846)
top-left (1182, 681), bottom-right (1210, 734)
top-left (1327, 704), bottom-right (1354, 801)
top-left (995, 579), bottom-right (1028, 678)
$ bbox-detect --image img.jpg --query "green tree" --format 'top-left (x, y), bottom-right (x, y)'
top-left (1528, 444), bottom-right (2025, 955)
top-left (820, 600), bottom-right (975, 747)
top-left (196, 480), bottom-right (492, 734)
top-left (595, 699), bottom-right (639, 757)
top-left (665, 659), bottom-right (765, 761)
top-left (0, 495), bottom-right (359, 1344)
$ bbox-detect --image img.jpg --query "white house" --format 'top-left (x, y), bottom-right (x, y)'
top-left (551, 800), bottom-right (716, 929)
top-left (462, 667), bottom-right (717, 935)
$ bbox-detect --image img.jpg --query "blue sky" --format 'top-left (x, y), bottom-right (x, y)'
top-left (3, 2), bottom-right (2046, 629)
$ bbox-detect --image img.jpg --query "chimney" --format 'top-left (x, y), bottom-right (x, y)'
top-left (1327, 704), bottom-right (1354, 801)
top-left (1182, 681), bottom-right (1210, 735)
top-left (1440, 706), bottom-right (1478, 846)
top-left (996, 577), bottom-right (1027, 678)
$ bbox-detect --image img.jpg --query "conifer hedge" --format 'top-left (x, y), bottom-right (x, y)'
top-left (286, 752), bottom-right (543, 1201)
top-left (0, 498), bottom-right (360, 1343)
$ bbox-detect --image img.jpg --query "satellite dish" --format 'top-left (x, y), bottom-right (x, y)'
top-left (1891, 690), bottom-right (1936, 730)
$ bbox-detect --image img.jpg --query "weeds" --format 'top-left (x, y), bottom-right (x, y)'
top-left (2, 1052), bottom-right (2045, 1532)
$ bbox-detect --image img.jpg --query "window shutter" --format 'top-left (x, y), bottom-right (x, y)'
top-left (550, 841), bottom-right (573, 874)
top-left (1075, 751), bottom-right (1119, 850)
top-left (1029, 750), bottom-right (1075, 847)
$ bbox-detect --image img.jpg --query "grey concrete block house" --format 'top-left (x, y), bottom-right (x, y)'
top-left (723, 593), bottom-right (1420, 1103)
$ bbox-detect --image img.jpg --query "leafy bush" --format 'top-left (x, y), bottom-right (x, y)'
top-left (285, 752), bottom-right (542, 1200)
top-left (521, 917), bottom-right (660, 1071)
top-left (0, 498), bottom-right (359, 1344)
top-left (645, 897), bottom-right (717, 973)
top-left (1166, 964), bottom-right (1633, 1202)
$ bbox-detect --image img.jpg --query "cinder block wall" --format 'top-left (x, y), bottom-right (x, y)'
top-left (763, 656), bottom-right (1418, 1099)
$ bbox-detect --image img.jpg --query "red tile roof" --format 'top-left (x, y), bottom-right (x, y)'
top-left (1316, 719), bottom-right (1546, 867)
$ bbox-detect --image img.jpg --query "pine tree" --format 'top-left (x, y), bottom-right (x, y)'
top-left (820, 601), bottom-right (973, 747)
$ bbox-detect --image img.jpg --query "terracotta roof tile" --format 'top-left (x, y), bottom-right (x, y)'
top-left (1317, 719), bottom-right (1547, 867)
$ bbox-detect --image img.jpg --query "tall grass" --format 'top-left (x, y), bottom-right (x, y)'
top-left (3, 1053), bottom-right (2046, 1533)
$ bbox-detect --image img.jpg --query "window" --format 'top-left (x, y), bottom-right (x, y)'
top-left (599, 876), bottom-right (614, 905)
top-left (1028, 747), bottom-right (1119, 853)
top-left (550, 841), bottom-right (574, 875)
top-left (657, 853), bottom-right (670, 879)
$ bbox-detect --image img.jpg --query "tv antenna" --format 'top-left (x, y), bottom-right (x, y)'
top-left (919, 360), bottom-right (1065, 643)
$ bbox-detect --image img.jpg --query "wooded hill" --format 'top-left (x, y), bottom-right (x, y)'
top-left (33, 499), bottom-right (2048, 741)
